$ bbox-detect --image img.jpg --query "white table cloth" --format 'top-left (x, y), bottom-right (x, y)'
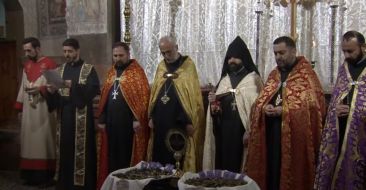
top-left (177, 171), bottom-right (260, 190)
top-left (101, 161), bottom-right (175, 190)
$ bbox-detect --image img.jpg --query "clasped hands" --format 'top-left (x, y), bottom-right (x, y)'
top-left (208, 91), bottom-right (216, 103)
top-left (264, 104), bottom-right (282, 117)
top-left (336, 104), bottom-right (349, 117)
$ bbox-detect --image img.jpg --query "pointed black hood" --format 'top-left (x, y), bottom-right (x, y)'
top-left (220, 36), bottom-right (259, 80)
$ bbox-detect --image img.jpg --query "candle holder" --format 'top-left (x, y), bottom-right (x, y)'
top-left (329, 2), bottom-right (338, 86)
top-left (123, 0), bottom-right (131, 44)
top-left (255, 0), bottom-right (264, 66)
top-left (169, 0), bottom-right (182, 37)
top-left (311, 61), bottom-right (316, 69)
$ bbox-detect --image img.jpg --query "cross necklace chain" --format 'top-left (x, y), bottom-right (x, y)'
top-left (112, 76), bottom-right (121, 100)
top-left (229, 89), bottom-right (237, 111)
top-left (161, 81), bottom-right (173, 104)
top-left (275, 82), bottom-right (286, 106)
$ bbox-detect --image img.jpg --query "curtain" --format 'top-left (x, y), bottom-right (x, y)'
top-left (120, 0), bottom-right (366, 90)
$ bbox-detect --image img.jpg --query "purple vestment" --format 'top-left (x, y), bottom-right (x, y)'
top-left (315, 63), bottom-right (366, 190)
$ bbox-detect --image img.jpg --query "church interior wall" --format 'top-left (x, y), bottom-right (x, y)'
top-left (18, 0), bottom-right (114, 82)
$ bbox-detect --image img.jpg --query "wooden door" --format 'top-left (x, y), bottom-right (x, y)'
top-left (0, 41), bottom-right (19, 124)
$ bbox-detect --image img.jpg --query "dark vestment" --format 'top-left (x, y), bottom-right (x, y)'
top-left (99, 63), bottom-right (134, 172)
top-left (52, 60), bottom-right (100, 190)
top-left (210, 36), bottom-right (260, 173)
top-left (213, 69), bottom-right (248, 173)
top-left (151, 56), bottom-right (190, 166)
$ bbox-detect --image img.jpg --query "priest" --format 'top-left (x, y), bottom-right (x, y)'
top-left (315, 31), bottom-right (366, 190)
top-left (203, 36), bottom-right (262, 173)
top-left (47, 38), bottom-right (100, 190)
top-left (246, 36), bottom-right (325, 190)
top-left (147, 36), bottom-right (205, 172)
top-left (96, 42), bottom-right (150, 188)
top-left (15, 37), bottom-right (57, 187)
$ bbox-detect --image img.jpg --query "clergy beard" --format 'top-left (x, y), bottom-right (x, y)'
top-left (346, 51), bottom-right (364, 65)
top-left (115, 60), bottom-right (128, 66)
top-left (278, 64), bottom-right (293, 72)
top-left (65, 56), bottom-right (77, 64)
top-left (228, 63), bottom-right (244, 73)
top-left (28, 55), bottom-right (38, 62)
top-left (278, 59), bottom-right (297, 72)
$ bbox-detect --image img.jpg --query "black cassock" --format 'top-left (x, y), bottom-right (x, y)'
top-left (212, 69), bottom-right (247, 173)
top-left (52, 60), bottom-right (100, 190)
top-left (99, 63), bottom-right (134, 173)
top-left (151, 56), bottom-right (191, 166)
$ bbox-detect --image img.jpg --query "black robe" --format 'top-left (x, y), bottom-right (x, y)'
top-left (151, 56), bottom-right (191, 166)
top-left (99, 63), bottom-right (134, 172)
top-left (52, 60), bottom-right (100, 190)
top-left (212, 36), bottom-right (260, 173)
top-left (212, 69), bottom-right (248, 173)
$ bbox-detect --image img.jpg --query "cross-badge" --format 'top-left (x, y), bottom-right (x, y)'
top-left (112, 90), bottom-right (118, 100)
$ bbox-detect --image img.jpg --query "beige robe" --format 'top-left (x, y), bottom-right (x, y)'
top-left (16, 71), bottom-right (57, 164)
top-left (203, 71), bottom-right (263, 171)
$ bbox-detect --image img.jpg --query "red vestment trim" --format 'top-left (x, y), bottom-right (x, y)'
top-left (24, 57), bottom-right (57, 82)
top-left (20, 158), bottom-right (56, 170)
top-left (14, 102), bottom-right (23, 110)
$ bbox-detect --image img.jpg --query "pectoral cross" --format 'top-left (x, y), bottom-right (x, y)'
top-left (161, 94), bottom-right (170, 104)
top-left (112, 90), bottom-right (118, 100)
top-left (275, 95), bottom-right (282, 106)
top-left (231, 101), bottom-right (237, 111)
top-left (230, 88), bottom-right (237, 111)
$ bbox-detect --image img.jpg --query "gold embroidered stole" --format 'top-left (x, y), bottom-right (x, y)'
top-left (54, 63), bottom-right (93, 186)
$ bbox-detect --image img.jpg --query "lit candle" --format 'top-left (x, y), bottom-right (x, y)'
top-left (312, 40), bottom-right (316, 61)
top-left (311, 40), bottom-right (317, 69)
